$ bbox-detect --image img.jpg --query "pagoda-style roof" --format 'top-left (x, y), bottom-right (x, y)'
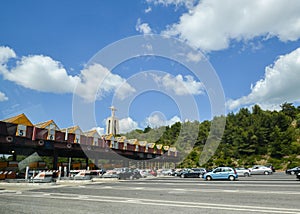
top-left (138, 141), bottom-right (147, 147)
top-left (128, 139), bottom-right (139, 145)
top-left (84, 129), bottom-right (101, 138)
top-left (2, 113), bottom-right (33, 126)
top-left (61, 125), bottom-right (83, 134)
top-left (146, 142), bottom-right (156, 149)
top-left (35, 120), bottom-right (60, 130)
top-left (105, 134), bottom-right (115, 141)
top-left (163, 146), bottom-right (169, 151)
top-left (156, 144), bottom-right (163, 150)
top-left (116, 136), bottom-right (126, 142)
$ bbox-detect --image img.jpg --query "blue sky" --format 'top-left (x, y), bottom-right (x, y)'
top-left (1, 0), bottom-right (300, 134)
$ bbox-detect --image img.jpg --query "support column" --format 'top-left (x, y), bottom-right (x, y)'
top-left (52, 150), bottom-right (58, 170)
top-left (12, 153), bottom-right (17, 161)
top-left (94, 157), bottom-right (99, 169)
top-left (123, 159), bottom-right (129, 167)
top-left (86, 158), bottom-right (89, 170)
top-left (68, 157), bottom-right (72, 175)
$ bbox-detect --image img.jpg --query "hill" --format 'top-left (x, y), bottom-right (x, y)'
top-left (125, 103), bottom-right (300, 170)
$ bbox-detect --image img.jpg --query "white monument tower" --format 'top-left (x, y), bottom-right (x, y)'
top-left (106, 106), bottom-right (119, 135)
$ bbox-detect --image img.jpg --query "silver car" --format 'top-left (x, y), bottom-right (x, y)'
top-left (235, 167), bottom-right (251, 177)
top-left (249, 165), bottom-right (273, 175)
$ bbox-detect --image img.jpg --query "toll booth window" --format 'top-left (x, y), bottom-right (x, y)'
top-left (75, 135), bottom-right (80, 144)
top-left (17, 125), bottom-right (27, 137)
top-left (48, 129), bottom-right (55, 140)
top-left (74, 129), bottom-right (81, 144)
top-left (114, 141), bottom-right (118, 149)
top-left (93, 137), bottom-right (98, 146)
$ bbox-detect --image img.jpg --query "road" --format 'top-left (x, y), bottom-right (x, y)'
top-left (0, 172), bottom-right (299, 214)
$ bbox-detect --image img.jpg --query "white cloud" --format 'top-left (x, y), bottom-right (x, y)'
top-left (0, 46), bottom-right (16, 65)
top-left (227, 47), bottom-right (300, 110)
top-left (145, 113), bottom-right (181, 128)
top-left (186, 52), bottom-right (203, 62)
top-left (91, 127), bottom-right (105, 136)
top-left (162, 0), bottom-right (300, 51)
top-left (147, 0), bottom-right (197, 10)
top-left (119, 117), bottom-right (139, 133)
top-left (136, 18), bottom-right (152, 34)
top-left (152, 73), bottom-right (205, 95)
top-left (145, 6), bottom-right (152, 13)
top-left (0, 91), bottom-right (8, 101)
top-left (75, 64), bottom-right (136, 102)
top-left (1, 54), bottom-right (80, 93)
top-left (0, 46), bottom-right (136, 103)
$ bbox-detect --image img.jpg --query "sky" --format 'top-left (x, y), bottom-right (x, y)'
top-left (1, 0), bottom-right (300, 134)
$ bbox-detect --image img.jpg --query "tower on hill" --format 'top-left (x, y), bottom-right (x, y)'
top-left (106, 106), bottom-right (119, 135)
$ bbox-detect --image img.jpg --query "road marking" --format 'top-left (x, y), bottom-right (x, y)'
top-left (80, 184), bottom-right (300, 195)
top-left (1, 191), bottom-right (299, 214)
top-left (134, 187), bottom-right (144, 190)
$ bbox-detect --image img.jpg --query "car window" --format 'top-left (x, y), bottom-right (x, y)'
top-left (214, 168), bottom-right (221, 173)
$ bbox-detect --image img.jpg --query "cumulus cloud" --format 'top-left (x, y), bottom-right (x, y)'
top-left (0, 46), bottom-right (16, 65)
top-left (1, 54), bottom-right (80, 93)
top-left (0, 46), bottom-right (136, 103)
top-left (186, 52), bottom-right (203, 62)
top-left (145, 6), bottom-right (152, 13)
top-left (0, 91), bottom-right (8, 101)
top-left (136, 18), bottom-right (152, 34)
top-left (75, 64), bottom-right (136, 102)
top-left (162, 0), bottom-right (300, 51)
top-left (147, 0), bottom-right (198, 9)
top-left (119, 117), bottom-right (139, 133)
top-left (145, 113), bottom-right (181, 128)
top-left (91, 127), bottom-right (105, 136)
top-left (227, 47), bottom-right (300, 110)
top-left (152, 73), bottom-right (205, 95)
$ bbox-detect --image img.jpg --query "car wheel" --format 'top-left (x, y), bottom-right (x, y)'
top-left (291, 171), bottom-right (295, 175)
top-left (181, 174), bottom-right (185, 178)
top-left (228, 175), bottom-right (235, 181)
top-left (244, 172), bottom-right (250, 177)
top-left (206, 176), bottom-right (212, 181)
top-left (264, 171), bottom-right (269, 175)
top-left (199, 174), bottom-right (202, 178)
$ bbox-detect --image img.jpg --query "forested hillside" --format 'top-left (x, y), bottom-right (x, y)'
top-left (125, 103), bottom-right (300, 170)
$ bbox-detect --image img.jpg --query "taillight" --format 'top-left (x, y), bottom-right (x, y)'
top-left (234, 169), bottom-right (237, 174)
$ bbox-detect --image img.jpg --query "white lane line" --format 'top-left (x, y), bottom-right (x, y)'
top-left (81, 185), bottom-right (300, 195)
top-left (1, 191), bottom-right (299, 214)
top-left (134, 187), bottom-right (144, 190)
top-left (119, 182), bottom-right (300, 187)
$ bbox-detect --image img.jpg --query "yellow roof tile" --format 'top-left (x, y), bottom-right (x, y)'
top-left (61, 126), bottom-right (83, 134)
top-left (35, 120), bottom-right (60, 130)
top-left (146, 142), bottom-right (155, 149)
top-left (84, 129), bottom-right (100, 137)
top-left (2, 113), bottom-right (33, 126)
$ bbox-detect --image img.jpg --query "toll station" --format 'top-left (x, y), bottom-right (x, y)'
top-left (0, 107), bottom-right (179, 179)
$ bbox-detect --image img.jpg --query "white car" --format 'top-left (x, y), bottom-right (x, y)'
top-left (235, 167), bottom-right (251, 177)
top-left (249, 165), bottom-right (273, 175)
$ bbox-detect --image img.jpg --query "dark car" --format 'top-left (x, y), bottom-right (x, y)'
top-left (297, 172), bottom-right (300, 180)
top-left (286, 166), bottom-right (300, 175)
top-left (266, 165), bottom-right (276, 172)
top-left (176, 168), bottom-right (189, 177)
top-left (118, 168), bottom-right (142, 180)
top-left (180, 168), bottom-right (206, 178)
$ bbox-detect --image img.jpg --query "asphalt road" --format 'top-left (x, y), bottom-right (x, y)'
top-left (0, 172), bottom-right (299, 214)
